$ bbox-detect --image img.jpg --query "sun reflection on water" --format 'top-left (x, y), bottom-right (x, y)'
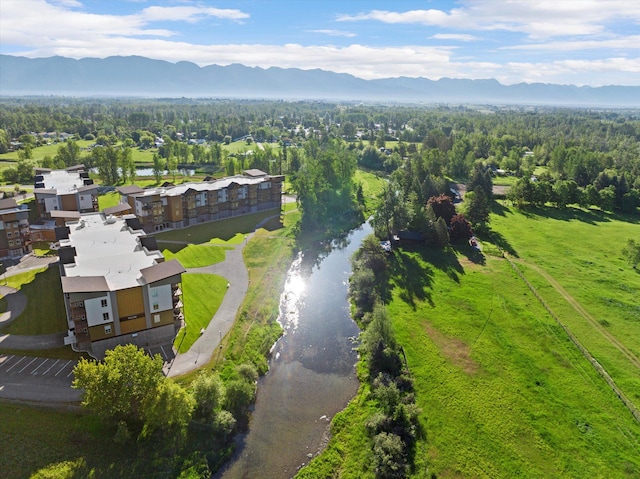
top-left (277, 253), bottom-right (306, 335)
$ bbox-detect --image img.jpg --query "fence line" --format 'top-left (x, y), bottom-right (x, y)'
top-left (504, 254), bottom-right (640, 425)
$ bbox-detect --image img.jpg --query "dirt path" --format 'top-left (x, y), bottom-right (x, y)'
top-left (514, 259), bottom-right (640, 372)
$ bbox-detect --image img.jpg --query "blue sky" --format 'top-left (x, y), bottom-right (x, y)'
top-left (1, 0), bottom-right (639, 86)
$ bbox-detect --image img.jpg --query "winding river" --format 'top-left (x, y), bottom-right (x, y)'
top-left (218, 221), bottom-right (372, 478)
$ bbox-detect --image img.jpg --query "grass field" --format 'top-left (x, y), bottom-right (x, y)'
top-left (390, 247), bottom-right (640, 477)
top-left (488, 204), bottom-right (640, 405)
top-left (0, 266), bottom-right (67, 335)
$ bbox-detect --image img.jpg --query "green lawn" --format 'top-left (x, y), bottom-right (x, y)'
top-left (0, 266), bottom-right (67, 335)
top-left (354, 168), bottom-right (386, 214)
top-left (162, 243), bottom-right (227, 268)
top-left (173, 273), bottom-right (228, 353)
top-left (97, 191), bottom-right (120, 210)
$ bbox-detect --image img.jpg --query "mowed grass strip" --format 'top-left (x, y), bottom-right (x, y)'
top-left (388, 249), bottom-right (640, 478)
top-left (162, 243), bottom-right (227, 268)
top-left (1, 266), bottom-right (67, 335)
top-left (489, 204), bottom-right (640, 404)
top-left (174, 273), bottom-right (227, 353)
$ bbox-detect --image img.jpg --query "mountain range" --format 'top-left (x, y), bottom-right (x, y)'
top-left (1, 54), bottom-right (638, 107)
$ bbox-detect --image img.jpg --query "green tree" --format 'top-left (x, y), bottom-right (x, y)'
top-left (72, 344), bottom-right (164, 425)
top-left (152, 153), bottom-right (165, 184)
top-left (167, 154), bottom-right (179, 182)
top-left (464, 189), bottom-right (490, 231)
top-left (191, 372), bottom-right (226, 423)
top-left (467, 163), bottom-right (493, 198)
top-left (55, 140), bottom-right (81, 167)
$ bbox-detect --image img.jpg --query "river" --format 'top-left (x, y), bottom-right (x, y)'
top-left (218, 221), bottom-right (373, 479)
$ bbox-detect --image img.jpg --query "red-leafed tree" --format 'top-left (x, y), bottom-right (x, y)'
top-left (426, 194), bottom-right (456, 225)
top-left (449, 214), bottom-right (473, 243)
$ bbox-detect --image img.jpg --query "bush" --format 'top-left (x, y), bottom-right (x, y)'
top-left (372, 432), bottom-right (406, 478)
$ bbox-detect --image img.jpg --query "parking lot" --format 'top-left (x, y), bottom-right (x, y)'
top-left (0, 354), bottom-right (82, 402)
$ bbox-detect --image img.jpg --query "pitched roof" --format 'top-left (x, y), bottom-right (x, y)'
top-left (61, 275), bottom-right (109, 293)
top-left (117, 185), bottom-right (145, 195)
top-left (140, 259), bottom-right (186, 284)
top-left (50, 210), bottom-right (81, 219)
top-left (0, 198), bottom-right (18, 210)
top-left (103, 203), bottom-right (132, 215)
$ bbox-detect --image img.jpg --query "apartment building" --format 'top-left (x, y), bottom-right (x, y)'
top-left (0, 198), bottom-right (32, 259)
top-left (59, 212), bottom-right (185, 359)
top-left (117, 169), bottom-right (283, 233)
top-left (34, 165), bottom-right (99, 219)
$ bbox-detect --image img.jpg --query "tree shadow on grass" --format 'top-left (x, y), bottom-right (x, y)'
top-left (480, 229), bottom-right (518, 258)
top-left (389, 247), bottom-right (434, 309)
top-left (422, 245), bottom-right (465, 283)
top-left (490, 200), bottom-right (513, 217)
top-left (456, 244), bottom-right (487, 265)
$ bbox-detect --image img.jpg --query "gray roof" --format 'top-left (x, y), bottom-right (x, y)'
top-left (117, 185), bottom-right (145, 195)
top-left (50, 210), bottom-right (81, 219)
top-left (0, 198), bottom-right (18, 210)
top-left (61, 275), bottom-right (109, 293)
top-left (140, 259), bottom-right (186, 284)
top-left (103, 203), bottom-right (132, 215)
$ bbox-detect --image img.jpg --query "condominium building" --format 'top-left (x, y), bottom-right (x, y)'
top-left (34, 165), bottom-right (99, 219)
top-left (0, 198), bottom-right (32, 259)
top-left (117, 169), bottom-right (283, 233)
top-left (59, 212), bottom-right (185, 359)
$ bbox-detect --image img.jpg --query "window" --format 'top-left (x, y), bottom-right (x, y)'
top-left (104, 324), bottom-right (112, 334)
top-left (6, 232), bottom-right (11, 238)
top-left (8, 240), bottom-right (13, 247)
top-left (101, 299), bottom-right (108, 308)
top-left (102, 312), bottom-right (109, 321)
top-left (151, 289), bottom-right (158, 298)
top-left (154, 314), bottom-right (161, 323)
top-left (80, 196), bottom-right (84, 201)
top-left (153, 304), bottom-right (159, 311)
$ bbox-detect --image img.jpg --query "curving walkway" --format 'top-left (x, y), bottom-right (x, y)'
top-left (165, 232), bottom-right (252, 377)
top-left (0, 285), bottom-right (27, 326)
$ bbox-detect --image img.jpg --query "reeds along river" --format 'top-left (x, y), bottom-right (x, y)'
top-left (218, 221), bottom-right (372, 479)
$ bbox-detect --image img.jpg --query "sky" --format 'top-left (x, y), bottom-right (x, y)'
top-left (1, 0), bottom-right (639, 87)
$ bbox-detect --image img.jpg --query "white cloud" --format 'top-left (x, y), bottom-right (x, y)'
top-left (338, 1), bottom-right (640, 39)
top-left (138, 6), bottom-right (249, 23)
top-left (431, 34), bottom-right (478, 42)
top-left (308, 29), bottom-right (356, 38)
top-left (503, 35), bottom-right (640, 51)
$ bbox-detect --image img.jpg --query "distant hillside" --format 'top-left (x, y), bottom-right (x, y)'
top-left (1, 54), bottom-right (638, 106)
